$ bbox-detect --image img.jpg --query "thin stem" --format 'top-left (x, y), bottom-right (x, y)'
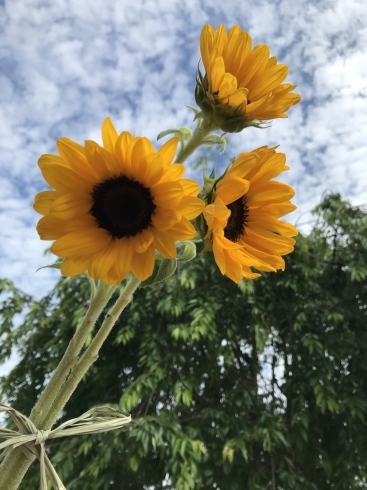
top-left (175, 119), bottom-right (216, 164)
top-left (31, 280), bottom-right (115, 427)
top-left (0, 280), bottom-right (116, 490)
top-left (42, 275), bottom-right (141, 429)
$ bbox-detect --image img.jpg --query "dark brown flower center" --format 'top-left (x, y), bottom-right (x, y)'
top-left (224, 196), bottom-right (249, 243)
top-left (90, 176), bottom-right (156, 238)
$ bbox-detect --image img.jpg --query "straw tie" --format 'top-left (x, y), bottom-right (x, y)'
top-left (0, 403), bottom-right (131, 490)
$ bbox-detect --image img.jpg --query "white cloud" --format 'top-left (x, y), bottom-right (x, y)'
top-left (0, 0), bottom-right (366, 302)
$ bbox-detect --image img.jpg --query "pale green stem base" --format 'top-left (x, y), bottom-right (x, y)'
top-left (0, 277), bottom-right (139, 490)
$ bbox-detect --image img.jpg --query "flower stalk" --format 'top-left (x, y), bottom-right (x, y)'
top-left (175, 119), bottom-right (216, 164)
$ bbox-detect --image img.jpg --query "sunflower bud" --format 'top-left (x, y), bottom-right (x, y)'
top-left (195, 70), bottom-right (255, 133)
top-left (196, 24), bottom-right (301, 133)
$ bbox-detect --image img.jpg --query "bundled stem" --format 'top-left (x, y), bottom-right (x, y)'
top-left (42, 276), bottom-right (141, 429)
top-left (0, 276), bottom-right (140, 490)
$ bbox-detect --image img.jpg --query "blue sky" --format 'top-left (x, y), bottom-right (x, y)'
top-left (1, 0), bottom-right (367, 299)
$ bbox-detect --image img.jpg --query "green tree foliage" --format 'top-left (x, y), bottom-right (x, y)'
top-left (1, 194), bottom-right (367, 489)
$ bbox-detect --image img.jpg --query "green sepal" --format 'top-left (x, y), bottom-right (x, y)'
top-left (140, 258), bottom-right (177, 288)
top-left (177, 242), bottom-right (196, 263)
top-left (185, 104), bottom-right (201, 116)
top-left (208, 166), bottom-right (216, 180)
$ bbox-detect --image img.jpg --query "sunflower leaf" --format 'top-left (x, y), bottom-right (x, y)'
top-left (140, 258), bottom-right (177, 288)
top-left (177, 242), bottom-right (196, 263)
top-left (156, 127), bottom-right (191, 144)
top-left (36, 261), bottom-right (62, 272)
top-left (201, 134), bottom-right (227, 153)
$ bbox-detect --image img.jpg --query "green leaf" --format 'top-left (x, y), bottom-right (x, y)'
top-left (177, 242), bottom-right (196, 263)
top-left (201, 134), bottom-right (227, 153)
top-left (36, 260), bottom-right (62, 272)
top-left (140, 258), bottom-right (177, 287)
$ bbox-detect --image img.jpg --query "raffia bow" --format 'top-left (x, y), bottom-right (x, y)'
top-left (0, 403), bottom-right (131, 490)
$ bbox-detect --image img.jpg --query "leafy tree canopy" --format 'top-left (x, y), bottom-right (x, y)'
top-left (1, 194), bottom-right (367, 490)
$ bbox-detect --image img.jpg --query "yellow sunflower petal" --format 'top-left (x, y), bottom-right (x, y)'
top-left (247, 181), bottom-right (295, 204)
top-left (212, 235), bottom-right (226, 274)
top-left (153, 229), bottom-right (177, 258)
top-left (50, 193), bottom-right (93, 220)
top-left (101, 117), bottom-right (119, 154)
top-left (203, 198), bottom-right (231, 231)
top-left (247, 213), bottom-right (298, 237)
top-left (132, 228), bottom-right (155, 253)
top-left (152, 181), bottom-right (184, 208)
top-left (221, 249), bottom-right (243, 284)
top-left (130, 138), bottom-right (149, 180)
top-left (151, 208), bottom-right (181, 231)
top-left (245, 226), bottom-right (295, 255)
top-left (228, 153), bottom-right (258, 179)
top-left (156, 164), bottom-right (185, 183)
top-left (246, 152), bottom-right (287, 185)
top-left (84, 140), bottom-right (111, 181)
top-left (238, 44), bottom-right (270, 88)
top-left (56, 138), bottom-right (97, 181)
top-left (39, 163), bottom-right (93, 193)
top-left (115, 131), bottom-right (134, 170)
top-left (226, 88), bottom-right (248, 107)
top-left (52, 229), bottom-right (112, 257)
top-left (37, 214), bottom-right (97, 240)
top-left (226, 27), bottom-right (252, 77)
top-left (215, 176), bottom-right (250, 205)
top-left (180, 179), bottom-right (201, 197)
top-left (34, 190), bottom-right (61, 215)
top-left (38, 154), bottom-right (66, 167)
top-left (117, 238), bottom-right (134, 278)
top-left (241, 267), bottom-right (261, 280)
top-left (88, 239), bottom-right (120, 280)
top-left (257, 202), bottom-right (297, 218)
top-left (61, 257), bottom-right (90, 277)
top-left (104, 266), bottom-right (126, 285)
top-left (176, 196), bottom-right (205, 220)
top-left (141, 154), bottom-right (165, 187)
top-left (200, 24), bottom-right (215, 76)
top-left (131, 244), bottom-right (155, 281)
top-left (247, 64), bottom-right (288, 100)
top-left (168, 217), bottom-right (197, 240)
top-left (158, 136), bottom-right (179, 165)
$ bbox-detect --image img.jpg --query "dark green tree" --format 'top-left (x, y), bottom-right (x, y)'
top-left (1, 194), bottom-right (367, 489)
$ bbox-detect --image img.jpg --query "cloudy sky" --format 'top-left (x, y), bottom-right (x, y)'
top-left (1, 0), bottom-right (367, 300)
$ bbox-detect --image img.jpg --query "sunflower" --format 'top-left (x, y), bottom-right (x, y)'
top-left (34, 118), bottom-right (205, 285)
top-left (196, 24), bottom-right (301, 132)
top-left (202, 146), bottom-right (298, 283)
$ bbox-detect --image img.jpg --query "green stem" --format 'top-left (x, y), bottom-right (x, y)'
top-left (42, 275), bottom-right (141, 429)
top-left (31, 280), bottom-right (115, 427)
top-left (0, 280), bottom-right (116, 490)
top-left (175, 119), bottom-right (216, 164)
